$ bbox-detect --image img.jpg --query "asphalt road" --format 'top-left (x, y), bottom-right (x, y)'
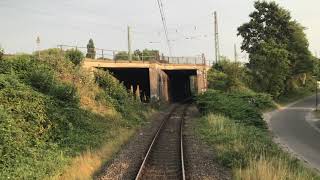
top-left (269, 95), bottom-right (320, 171)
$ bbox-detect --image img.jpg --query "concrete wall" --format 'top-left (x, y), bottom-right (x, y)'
top-left (196, 69), bottom-right (208, 94)
top-left (149, 65), bottom-right (169, 102)
top-left (83, 59), bottom-right (208, 102)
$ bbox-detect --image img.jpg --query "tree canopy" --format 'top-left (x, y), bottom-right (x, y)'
top-left (114, 49), bottom-right (159, 61)
top-left (86, 39), bottom-right (96, 59)
top-left (238, 1), bottom-right (315, 97)
top-left (0, 47), bottom-right (3, 60)
top-left (65, 49), bottom-right (84, 66)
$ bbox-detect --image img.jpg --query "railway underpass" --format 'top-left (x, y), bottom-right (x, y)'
top-left (83, 58), bottom-right (209, 103)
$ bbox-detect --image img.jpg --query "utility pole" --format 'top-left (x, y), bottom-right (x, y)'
top-left (214, 11), bottom-right (220, 64)
top-left (234, 44), bottom-right (238, 62)
top-left (128, 26), bottom-right (132, 61)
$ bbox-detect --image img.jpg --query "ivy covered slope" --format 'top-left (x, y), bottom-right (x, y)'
top-left (0, 49), bottom-right (148, 179)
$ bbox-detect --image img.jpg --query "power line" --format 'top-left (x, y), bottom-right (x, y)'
top-left (156, 0), bottom-right (172, 56)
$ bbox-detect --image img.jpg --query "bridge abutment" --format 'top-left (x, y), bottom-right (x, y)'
top-left (83, 59), bottom-right (208, 103)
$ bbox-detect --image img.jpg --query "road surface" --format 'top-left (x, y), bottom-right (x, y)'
top-left (269, 95), bottom-right (320, 171)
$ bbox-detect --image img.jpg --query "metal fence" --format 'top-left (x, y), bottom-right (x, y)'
top-left (162, 56), bottom-right (205, 65)
top-left (58, 45), bottom-right (118, 60)
top-left (58, 45), bottom-right (207, 65)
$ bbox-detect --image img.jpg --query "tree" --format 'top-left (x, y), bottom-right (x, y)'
top-left (238, 1), bottom-right (314, 97)
top-left (238, 1), bottom-right (292, 54)
top-left (86, 39), bottom-right (96, 59)
top-left (114, 49), bottom-right (159, 61)
top-left (114, 51), bottom-right (139, 60)
top-left (287, 22), bottom-right (314, 75)
top-left (141, 49), bottom-right (160, 61)
top-left (248, 41), bottom-right (289, 97)
top-left (65, 49), bottom-right (84, 65)
top-left (0, 47), bottom-right (3, 60)
top-left (208, 59), bottom-right (249, 92)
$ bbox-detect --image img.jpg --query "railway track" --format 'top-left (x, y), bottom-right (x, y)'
top-left (135, 103), bottom-right (189, 180)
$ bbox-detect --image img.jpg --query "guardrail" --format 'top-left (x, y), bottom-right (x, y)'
top-left (58, 45), bottom-right (208, 65)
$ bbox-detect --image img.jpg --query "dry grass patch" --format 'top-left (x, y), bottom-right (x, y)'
top-left (196, 114), bottom-right (319, 180)
top-left (235, 157), bottom-right (316, 180)
top-left (53, 128), bottom-right (135, 180)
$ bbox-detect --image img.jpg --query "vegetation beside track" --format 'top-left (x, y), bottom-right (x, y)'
top-left (196, 1), bottom-right (320, 177)
top-left (0, 49), bottom-right (152, 179)
top-left (196, 90), bottom-right (320, 179)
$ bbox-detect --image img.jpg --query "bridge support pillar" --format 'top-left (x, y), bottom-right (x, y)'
top-left (149, 67), bottom-right (169, 102)
top-left (196, 69), bottom-right (207, 94)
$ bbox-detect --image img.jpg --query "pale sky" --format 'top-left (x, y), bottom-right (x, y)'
top-left (0, 0), bottom-right (319, 63)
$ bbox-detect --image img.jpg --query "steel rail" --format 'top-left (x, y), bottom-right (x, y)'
top-left (180, 105), bottom-right (187, 180)
top-left (135, 104), bottom-right (187, 180)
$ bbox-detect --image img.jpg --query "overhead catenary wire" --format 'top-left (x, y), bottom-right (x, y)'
top-left (156, 0), bottom-right (172, 56)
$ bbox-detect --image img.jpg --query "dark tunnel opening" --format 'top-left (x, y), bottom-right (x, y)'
top-left (165, 70), bottom-right (197, 102)
top-left (104, 68), bottom-right (150, 102)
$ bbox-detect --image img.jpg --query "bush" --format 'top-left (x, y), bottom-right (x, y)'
top-left (94, 70), bottom-right (144, 124)
top-left (197, 90), bottom-right (275, 128)
top-left (0, 52), bottom-right (150, 178)
top-left (196, 114), bottom-right (318, 179)
top-left (0, 74), bottom-right (66, 178)
top-left (208, 60), bottom-right (249, 92)
top-left (0, 47), bottom-right (3, 60)
top-left (26, 65), bottom-right (55, 92)
top-left (65, 49), bottom-right (84, 65)
top-left (114, 51), bottom-right (139, 61)
top-left (50, 83), bottom-right (79, 103)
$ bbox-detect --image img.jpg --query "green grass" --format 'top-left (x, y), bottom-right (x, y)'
top-left (197, 90), bottom-right (275, 129)
top-left (0, 50), bottom-right (150, 179)
top-left (196, 114), bottom-right (319, 180)
top-left (276, 88), bottom-right (314, 106)
top-left (196, 90), bottom-right (319, 179)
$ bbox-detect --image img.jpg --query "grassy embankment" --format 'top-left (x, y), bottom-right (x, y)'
top-left (0, 49), bottom-right (153, 179)
top-left (196, 90), bottom-right (320, 179)
top-left (276, 89), bottom-right (314, 108)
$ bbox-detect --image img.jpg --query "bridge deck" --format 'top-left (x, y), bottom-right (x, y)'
top-left (83, 59), bottom-right (210, 70)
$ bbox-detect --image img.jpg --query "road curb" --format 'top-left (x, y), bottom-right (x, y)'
top-left (263, 94), bottom-right (320, 174)
top-left (305, 111), bottom-right (320, 134)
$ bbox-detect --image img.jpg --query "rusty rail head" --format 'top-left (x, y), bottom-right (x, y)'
top-left (134, 104), bottom-right (179, 180)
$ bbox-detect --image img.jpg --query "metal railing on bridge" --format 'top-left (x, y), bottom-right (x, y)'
top-left (57, 45), bottom-right (207, 65)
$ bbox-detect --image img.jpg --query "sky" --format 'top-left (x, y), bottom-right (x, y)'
top-left (0, 0), bottom-right (319, 63)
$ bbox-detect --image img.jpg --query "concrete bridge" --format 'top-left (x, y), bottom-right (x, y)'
top-left (83, 58), bottom-right (209, 102)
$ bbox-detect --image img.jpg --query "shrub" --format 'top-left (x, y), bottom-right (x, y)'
top-left (86, 39), bottom-right (96, 59)
top-left (0, 52), bottom-right (149, 178)
top-left (26, 65), bottom-right (55, 92)
top-left (65, 49), bottom-right (84, 65)
top-left (94, 70), bottom-right (144, 124)
top-left (208, 60), bottom-right (249, 92)
top-left (94, 70), bottom-right (130, 109)
top-left (50, 83), bottom-right (79, 104)
top-left (197, 90), bottom-right (274, 128)
top-left (0, 47), bottom-right (3, 60)
top-left (196, 114), bottom-right (318, 179)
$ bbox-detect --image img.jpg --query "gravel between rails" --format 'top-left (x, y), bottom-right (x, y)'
top-left (137, 104), bottom-right (187, 179)
top-left (95, 105), bottom-right (177, 180)
top-left (95, 104), bottom-right (231, 180)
